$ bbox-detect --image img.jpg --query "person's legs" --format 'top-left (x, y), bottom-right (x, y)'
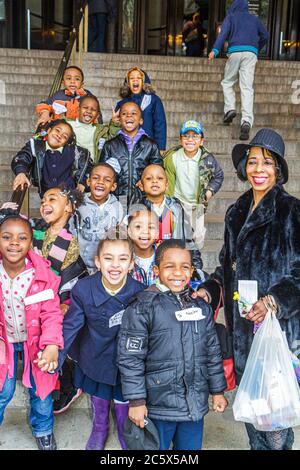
top-left (0, 345), bottom-right (19, 426)
top-left (89, 13), bottom-right (107, 53)
top-left (53, 358), bottom-right (82, 414)
top-left (88, 14), bottom-right (99, 52)
top-left (86, 396), bottom-right (111, 450)
top-left (221, 53), bottom-right (241, 118)
top-left (173, 420), bottom-right (204, 450)
top-left (151, 419), bottom-right (177, 450)
top-left (28, 370), bottom-right (54, 440)
top-left (238, 51), bottom-right (258, 127)
top-left (114, 400), bottom-right (129, 450)
top-left (265, 428), bottom-right (294, 450)
top-left (245, 423), bottom-right (272, 450)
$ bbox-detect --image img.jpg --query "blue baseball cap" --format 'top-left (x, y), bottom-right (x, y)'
top-left (180, 120), bottom-right (204, 136)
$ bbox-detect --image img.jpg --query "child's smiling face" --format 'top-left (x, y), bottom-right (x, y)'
top-left (128, 211), bottom-right (159, 252)
top-left (153, 247), bottom-right (193, 293)
top-left (128, 69), bottom-right (144, 95)
top-left (88, 165), bottom-right (117, 204)
top-left (0, 218), bottom-right (32, 266)
top-left (141, 165), bottom-right (168, 198)
top-left (40, 188), bottom-right (73, 225)
top-left (95, 240), bottom-right (134, 290)
top-left (180, 131), bottom-right (203, 157)
top-left (47, 123), bottom-right (73, 149)
top-left (79, 97), bottom-right (100, 125)
top-left (62, 67), bottom-right (84, 94)
top-left (119, 102), bottom-right (143, 136)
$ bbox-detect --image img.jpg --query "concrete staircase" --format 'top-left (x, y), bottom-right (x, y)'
top-left (1, 50), bottom-right (300, 447)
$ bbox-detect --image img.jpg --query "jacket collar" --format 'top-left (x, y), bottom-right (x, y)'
top-left (0, 249), bottom-right (53, 282)
top-left (226, 184), bottom-right (281, 245)
top-left (91, 273), bottom-right (137, 306)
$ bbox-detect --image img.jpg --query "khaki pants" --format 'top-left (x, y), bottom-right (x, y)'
top-left (221, 51), bottom-right (258, 127)
top-left (181, 202), bottom-right (206, 251)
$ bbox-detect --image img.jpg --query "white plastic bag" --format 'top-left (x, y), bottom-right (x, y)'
top-left (233, 311), bottom-right (300, 431)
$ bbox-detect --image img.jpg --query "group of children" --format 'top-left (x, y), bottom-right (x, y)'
top-left (0, 63), bottom-right (227, 451)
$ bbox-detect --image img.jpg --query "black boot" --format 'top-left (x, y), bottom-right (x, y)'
top-left (223, 110), bottom-right (236, 124)
top-left (240, 122), bottom-right (251, 140)
top-left (36, 433), bottom-right (57, 450)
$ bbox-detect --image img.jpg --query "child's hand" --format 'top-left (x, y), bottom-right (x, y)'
top-left (111, 107), bottom-right (120, 124)
top-left (160, 150), bottom-right (166, 157)
top-left (60, 304), bottom-right (69, 316)
top-left (208, 51), bottom-right (215, 61)
top-left (13, 173), bottom-right (31, 191)
top-left (128, 405), bottom-right (148, 428)
top-left (205, 190), bottom-right (213, 202)
top-left (135, 180), bottom-right (143, 190)
top-left (77, 183), bottom-right (85, 193)
top-left (0, 202), bottom-right (19, 210)
top-left (191, 288), bottom-right (210, 303)
top-left (212, 394), bottom-right (228, 413)
top-left (34, 345), bottom-right (58, 373)
top-left (37, 110), bottom-right (51, 126)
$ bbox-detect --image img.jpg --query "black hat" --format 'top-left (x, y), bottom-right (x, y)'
top-left (232, 128), bottom-right (288, 183)
top-left (123, 417), bottom-right (160, 450)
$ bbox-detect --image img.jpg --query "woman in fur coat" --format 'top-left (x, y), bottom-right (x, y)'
top-left (198, 128), bottom-right (300, 450)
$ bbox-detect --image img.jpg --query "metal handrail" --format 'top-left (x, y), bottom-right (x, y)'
top-left (11, 1), bottom-right (89, 214)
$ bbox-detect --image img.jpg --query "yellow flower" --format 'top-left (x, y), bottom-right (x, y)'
top-left (233, 291), bottom-right (240, 301)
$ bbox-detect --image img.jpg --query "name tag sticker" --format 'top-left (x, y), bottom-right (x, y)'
top-left (175, 307), bottom-right (205, 322)
top-left (109, 310), bottom-right (125, 328)
top-left (24, 289), bottom-right (55, 306)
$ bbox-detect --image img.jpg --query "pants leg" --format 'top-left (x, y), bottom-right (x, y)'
top-left (245, 423), bottom-right (294, 450)
top-left (238, 52), bottom-right (258, 127)
top-left (221, 53), bottom-right (241, 115)
top-left (182, 202), bottom-right (206, 250)
top-left (173, 420), bottom-right (204, 450)
top-left (88, 13), bottom-right (107, 53)
top-left (0, 345), bottom-right (19, 425)
top-left (151, 420), bottom-right (177, 450)
top-left (28, 369), bottom-right (53, 438)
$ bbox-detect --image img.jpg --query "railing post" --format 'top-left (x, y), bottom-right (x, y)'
top-left (27, 9), bottom-right (31, 50)
top-left (21, 189), bottom-right (30, 218)
top-left (84, 4), bottom-right (89, 53)
top-left (78, 8), bottom-right (84, 69)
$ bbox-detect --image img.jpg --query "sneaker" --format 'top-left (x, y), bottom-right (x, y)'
top-left (36, 433), bottom-right (57, 451)
top-left (223, 110), bottom-right (237, 124)
top-left (53, 388), bottom-right (83, 415)
top-left (239, 121), bottom-right (251, 140)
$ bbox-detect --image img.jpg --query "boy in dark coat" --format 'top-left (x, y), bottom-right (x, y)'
top-left (100, 101), bottom-right (162, 209)
top-left (118, 239), bottom-right (227, 450)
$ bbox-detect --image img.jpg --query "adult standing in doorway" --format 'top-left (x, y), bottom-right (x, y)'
top-left (88, 0), bottom-right (118, 53)
top-left (208, 0), bottom-right (269, 141)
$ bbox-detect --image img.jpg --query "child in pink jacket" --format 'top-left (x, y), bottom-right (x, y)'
top-left (0, 211), bottom-right (63, 450)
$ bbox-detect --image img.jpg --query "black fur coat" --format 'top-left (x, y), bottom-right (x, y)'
top-left (204, 184), bottom-right (300, 383)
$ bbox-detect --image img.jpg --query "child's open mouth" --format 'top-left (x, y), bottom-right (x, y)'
top-left (108, 270), bottom-right (122, 280)
top-left (42, 207), bottom-right (53, 218)
top-left (94, 185), bottom-right (105, 195)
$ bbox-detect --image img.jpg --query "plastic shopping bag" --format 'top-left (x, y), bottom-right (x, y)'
top-left (233, 311), bottom-right (300, 431)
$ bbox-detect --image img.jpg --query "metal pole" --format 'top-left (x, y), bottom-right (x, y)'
top-left (27, 9), bottom-right (31, 50)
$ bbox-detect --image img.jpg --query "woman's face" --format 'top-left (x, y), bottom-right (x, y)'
top-left (246, 147), bottom-right (277, 193)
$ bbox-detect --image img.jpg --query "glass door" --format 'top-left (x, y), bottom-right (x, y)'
top-left (278, 0), bottom-right (300, 60)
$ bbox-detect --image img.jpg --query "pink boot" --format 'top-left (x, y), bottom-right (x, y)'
top-left (86, 397), bottom-right (110, 450)
top-left (114, 402), bottom-right (129, 450)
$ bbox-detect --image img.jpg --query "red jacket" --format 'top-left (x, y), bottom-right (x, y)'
top-left (0, 250), bottom-right (64, 400)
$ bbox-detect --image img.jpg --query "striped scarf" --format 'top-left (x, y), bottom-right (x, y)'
top-left (33, 227), bottom-right (73, 275)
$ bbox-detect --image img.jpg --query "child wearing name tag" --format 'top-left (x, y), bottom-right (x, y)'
top-left (57, 229), bottom-right (145, 450)
top-left (0, 212), bottom-right (63, 450)
top-left (118, 239), bottom-right (228, 451)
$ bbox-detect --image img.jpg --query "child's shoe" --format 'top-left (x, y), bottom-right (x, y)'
top-left (36, 433), bottom-right (57, 450)
top-left (86, 397), bottom-right (110, 450)
top-left (53, 388), bottom-right (82, 414)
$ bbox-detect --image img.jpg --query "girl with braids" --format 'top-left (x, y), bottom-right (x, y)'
top-left (31, 185), bottom-right (88, 414)
top-left (0, 210), bottom-right (63, 450)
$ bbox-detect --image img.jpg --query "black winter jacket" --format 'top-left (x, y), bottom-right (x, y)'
top-left (100, 134), bottom-right (163, 206)
top-left (11, 138), bottom-right (93, 196)
top-left (202, 185), bottom-right (300, 384)
top-left (117, 286), bottom-right (226, 422)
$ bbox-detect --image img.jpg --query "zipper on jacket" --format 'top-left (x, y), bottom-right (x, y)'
top-left (128, 150), bottom-right (133, 203)
top-left (9, 278), bottom-right (21, 343)
top-left (78, 150), bottom-right (90, 184)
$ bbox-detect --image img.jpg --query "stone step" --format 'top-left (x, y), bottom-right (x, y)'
top-left (0, 48), bottom-right (62, 58)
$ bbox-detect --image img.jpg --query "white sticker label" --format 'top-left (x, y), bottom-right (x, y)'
top-left (109, 309), bottom-right (125, 328)
top-left (106, 157), bottom-right (121, 174)
top-left (52, 102), bottom-right (67, 115)
top-left (141, 94), bottom-right (152, 111)
top-left (24, 289), bottom-right (55, 306)
top-left (175, 307), bottom-right (205, 322)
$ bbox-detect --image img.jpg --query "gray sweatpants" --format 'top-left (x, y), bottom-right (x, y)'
top-left (221, 51), bottom-right (258, 127)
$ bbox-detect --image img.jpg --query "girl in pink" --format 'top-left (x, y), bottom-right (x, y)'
top-left (0, 211), bottom-right (63, 450)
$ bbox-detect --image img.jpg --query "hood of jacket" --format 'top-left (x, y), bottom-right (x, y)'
top-left (228, 0), bottom-right (248, 14)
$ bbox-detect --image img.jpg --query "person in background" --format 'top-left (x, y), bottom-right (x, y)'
top-left (88, 0), bottom-right (118, 53)
top-left (208, 0), bottom-right (269, 141)
top-left (182, 12), bottom-right (206, 57)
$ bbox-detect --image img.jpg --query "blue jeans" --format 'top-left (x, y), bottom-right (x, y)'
top-left (88, 13), bottom-right (107, 52)
top-left (0, 343), bottom-right (53, 438)
top-left (152, 419), bottom-right (204, 450)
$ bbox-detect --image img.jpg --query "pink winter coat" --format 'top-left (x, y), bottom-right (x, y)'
top-left (0, 249), bottom-right (64, 400)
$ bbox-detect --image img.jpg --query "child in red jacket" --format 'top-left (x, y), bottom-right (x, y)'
top-left (0, 211), bottom-right (63, 450)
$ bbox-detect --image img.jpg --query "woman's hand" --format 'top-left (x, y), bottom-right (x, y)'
top-left (34, 345), bottom-right (59, 373)
top-left (128, 405), bottom-right (148, 428)
top-left (212, 394), bottom-right (228, 413)
top-left (13, 173), bottom-right (31, 191)
top-left (246, 299), bottom-right (268, 323)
